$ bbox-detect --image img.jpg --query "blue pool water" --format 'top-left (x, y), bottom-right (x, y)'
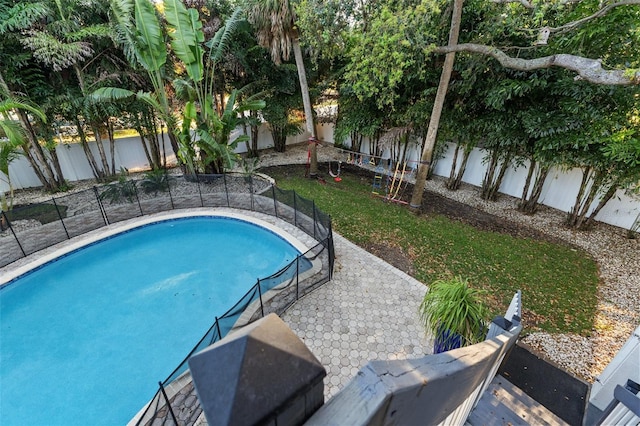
top-left (0, 216), bottom-right (304, 425)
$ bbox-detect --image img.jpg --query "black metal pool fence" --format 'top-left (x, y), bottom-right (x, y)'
top-left (0, 172), bottom-right (335, 425)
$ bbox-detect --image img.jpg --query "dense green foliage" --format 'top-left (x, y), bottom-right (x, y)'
top-left (296, 0), bottom-right (640, 227)
top-left (266, 165), bottom-right (600, 335)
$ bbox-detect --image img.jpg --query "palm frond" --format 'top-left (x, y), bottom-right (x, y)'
top-left (236, 99), bottom-right (266, 114)
top-left (164, 0), bottom-right (204, 82)
top-left (172, 79), bottom-right (197, 101)
top-left (245, 0), bottom-right (295, 65)
top-left (0, 100), bottom-right (46, 122)
top-left (108, 0), bottom-right (138, 64)
top-left (21, 30), bottom-right (94, 71)
top-left (90, 87), bottom-right (136, 103)
top-left (133, 0), bottom-right (166, 72)
top-left (207, 7), bottom-right (242, 64)
top-left (0, 119), bottom-right (27, 147)
top-left (66, 24), bottom-right (112, 41)
top-left (0, 2), bottom-right (50, 33)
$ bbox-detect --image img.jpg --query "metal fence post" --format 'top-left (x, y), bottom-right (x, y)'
top-left (272, 185), bottom-right (278, 218)
top-left (158, 382), bottom-right (179, 425)
top-left (296, 256), bottom-right (300, 300)
top-left (224, 174), bottom-right (230, 207)
top-left (312, 200), bottom-right (317, 240)
top-left (196, 173), bottom-right (204, 207)
top-left (2, 211), bottom-right (26, 257)
top-left (293, 191), bottom-right (298, 226)
top-left (133, 181), bottom-right (143, 216)
top-left (52, 197), bottom-right (70, 239)
top-left (215, 317), bottom-right (222, 341)
top-left (328, 225), bottom-right (335, 279)
top-left (257, 280), bottom-right (264, 317)
top-left (93, 186), bottom-right (108, 225)
top-left (166, 170), bottom-right (175, 210)
top-left (249, 175), bottom-right (254, 211)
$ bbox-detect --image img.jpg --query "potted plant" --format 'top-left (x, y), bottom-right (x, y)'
top-left (419, 276), bottom-right (489, 353)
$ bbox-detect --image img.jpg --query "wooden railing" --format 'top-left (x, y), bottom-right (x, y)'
top-left (596, 380), bottom-right (640, 425)
top-left (305, 291), bottom-right (522, 426)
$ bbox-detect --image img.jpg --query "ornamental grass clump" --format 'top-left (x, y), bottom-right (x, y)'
top-left (419, 276), bottom-right (489, 353)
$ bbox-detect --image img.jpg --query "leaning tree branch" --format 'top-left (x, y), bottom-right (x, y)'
top-left (490, 0), bottom-right (534, 9)
top-left (433, 43), bottom-right (639, 85)
top-left (547, 0), bottom-right (640, 34)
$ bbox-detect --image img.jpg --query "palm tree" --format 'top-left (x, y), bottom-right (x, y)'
top-left (244, 0), bottom-right (319, 176)
top-left (0, 1), bottom-right (66, 191)
top-left (99, 1), bottom-right (264, 173)
top-left (17, 0), bottom-right (118, 180)
top-left (0, 99), bottom-right (47, 211)
top-left (101, 0), bottom-right (184, 167)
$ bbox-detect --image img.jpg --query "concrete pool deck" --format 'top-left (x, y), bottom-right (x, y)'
top-left (281, 231), bottom-right (430, 398)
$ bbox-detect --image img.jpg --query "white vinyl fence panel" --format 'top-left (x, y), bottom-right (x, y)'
top-left (2, 123), bottom-right (638, 230)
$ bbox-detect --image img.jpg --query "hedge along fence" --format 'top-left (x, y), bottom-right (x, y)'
top-left (0, 172), bottom-right (335, 425)
top-left (2, 121), bottom-right (636, 230)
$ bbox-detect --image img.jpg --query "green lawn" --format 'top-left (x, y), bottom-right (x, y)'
top-left (264, 165), bottom-right (599, 336)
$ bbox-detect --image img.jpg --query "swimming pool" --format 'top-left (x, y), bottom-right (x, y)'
top-left (0, 215), bottom-right (307, 425)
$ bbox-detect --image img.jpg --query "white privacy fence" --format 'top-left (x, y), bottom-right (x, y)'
top-left (1, 123), bottom-right (314, 192)
top-left (322, 125), bottom-right (638, 231)
top-left (2, 122), bottom-right (638, 230)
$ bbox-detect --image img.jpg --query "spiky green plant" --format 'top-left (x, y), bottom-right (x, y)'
top-left (419, 276), bottom-right (489, 351)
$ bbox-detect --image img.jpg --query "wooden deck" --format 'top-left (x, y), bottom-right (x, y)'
top-left (467, 375), bottom-right (569, 426)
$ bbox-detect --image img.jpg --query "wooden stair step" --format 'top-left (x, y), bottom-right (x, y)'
top-left (467, 375), bottom-right (569, 426)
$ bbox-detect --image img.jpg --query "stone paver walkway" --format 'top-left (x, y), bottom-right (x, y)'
top-left (282, 232), bottom-right (431, 398)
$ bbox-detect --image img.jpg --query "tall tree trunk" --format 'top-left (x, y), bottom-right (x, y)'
top-left (568, 169), bottom-right (602, 229)
top-left (74, 65), bottom-right (109, 179)
top-left (567, 167), bottom-right (591, 226)
top-left (91, 124), bottom-right (112, 176)
top-left (247, 110), bottom-right (259, 158)
top-left (400, 131), bottom-right (410, 166)
top-left (584, 184), bottom-right (618, 229)
top-left (410, 0), bottom-right (464, 209)
top-left (520, 164), bottom-right (550, 214)
top-left (482, 150), bottom-right (513, 201)
top-left (133, 115), bottom-right (154, 167)
top-left (481, 149), bottom-right (499, 199)
top-left (20, 146), bottom-right (50, 190)
top-left (16, 110), bottom-right (60, 191)
top-left (76, 118), bottom-right (102, 180)
top-left (145, 110), bottom-right (162, 168)
top-left (271, 125), bottom-right (287, 152)
top-left (251, 122), bottom-right (259, 158)
top-left (448, 144), bottom-right (460, 185)
top-left (350, 132), bottom-right (363, 154)
top-left (519, 159), bottom-right (536, 206)
top-left (107, 121), bottom-right (117, 175)
top-left (292, 36), bottom-right (318, 176)
top-left (447, 144), bottom-right (471, 190)
top-left (573, 185), bottom-right (599, 229)
top-left (47, 147), bottom-right (66, 189)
